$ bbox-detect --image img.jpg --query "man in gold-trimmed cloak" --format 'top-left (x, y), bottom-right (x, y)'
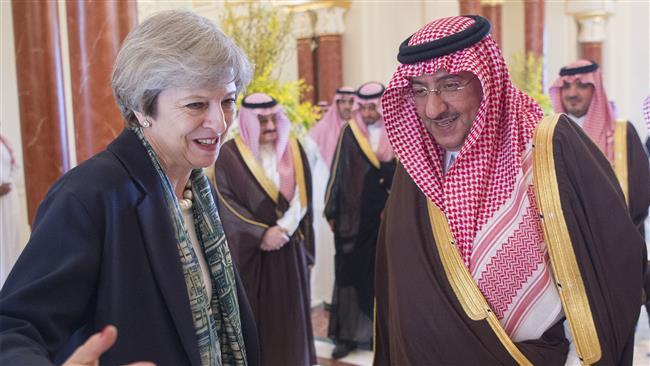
top-left (324, 81), bottom-right (396, 359)
top-left (214, 93), bottom-right (316, 366)
top-left (375, 15), bottom-right (645, 365)
top-left (549, 60), bottom-right (650, 234)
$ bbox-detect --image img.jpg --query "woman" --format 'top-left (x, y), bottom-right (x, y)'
top-left (0, 11), bottom-right (259, 366)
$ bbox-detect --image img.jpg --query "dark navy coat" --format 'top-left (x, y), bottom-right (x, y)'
top-left (0, 129), bottom-right (260, 366)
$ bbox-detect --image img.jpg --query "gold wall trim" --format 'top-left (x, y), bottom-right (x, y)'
top-left (426, 201), bottom-right (532, 366)
top-left (532, 113), bottom-right (601, 365)
top-left (348, 120), bottom-right (381, 169)
top-left (234, 136), bottom-right (279, 204)
top-left (372, 298), bottom-right (377, 354)
top-left (286, 0), bottom-right (351, 13)
top-left (573, 10), bottom-right (611, 21)
top-left (613, 119), bottom-right (629, 205)
top-left (289, 137), bottom-right (308, 208)
top-left (481, 0), bottom-right (505, 5)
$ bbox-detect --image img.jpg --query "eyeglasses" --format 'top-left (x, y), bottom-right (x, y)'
top-left (405, 78), bottom-right (473, 102)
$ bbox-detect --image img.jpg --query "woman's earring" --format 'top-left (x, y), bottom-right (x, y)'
top-left (142, 119), bottom-right (151, 128)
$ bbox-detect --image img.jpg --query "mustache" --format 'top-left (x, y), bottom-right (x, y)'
top-left (427, 112), bottom-right (460, 124)
top-left (261, 129), bottom-right (277, 134)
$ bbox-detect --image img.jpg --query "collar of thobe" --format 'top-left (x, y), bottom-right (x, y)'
top-left (568, 114), bottom-right (586, 127)
top-left (367, 123), bottom-right (382, 151)
top-left (443, 150), bottom-right (459, 174)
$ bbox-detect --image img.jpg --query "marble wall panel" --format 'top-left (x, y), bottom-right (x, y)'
top-left (66, 0), bottom-right (137, 163)
top-left (12, 0), bottom-right (70, 223)
top-left (316, 35), bottom-right (343, 103)
top-left (297, 37), bottom-right (316, 104)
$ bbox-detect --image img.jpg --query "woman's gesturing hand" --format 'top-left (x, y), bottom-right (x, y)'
top-left (63, 325), bottom-right (156, 366)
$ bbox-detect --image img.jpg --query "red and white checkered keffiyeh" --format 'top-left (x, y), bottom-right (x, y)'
top-left (382, 17), bottom-right (559, 336)
top-left (549, 60), bottom-right (615, 161)
top-left (238, 93), bottom-right (296, 202)
top-left (382, 16), bottom-right (543, 264)
top-left (308, 86), bottom-right (355, 167)
top-left (353, 82), bottom-right (395, 162)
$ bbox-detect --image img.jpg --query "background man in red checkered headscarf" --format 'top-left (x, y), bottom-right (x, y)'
top-left (304, 88), bottom-right (357, 309)
top-left (549, 60), bottom-right (649, 232)
top-left (308, 87), bottom-right (357, 168)
top-left (374, 15), bottom-right (645, 365)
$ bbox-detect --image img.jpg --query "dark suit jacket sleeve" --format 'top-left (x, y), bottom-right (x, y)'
top-left (0, 186), bottom-right (102, 365)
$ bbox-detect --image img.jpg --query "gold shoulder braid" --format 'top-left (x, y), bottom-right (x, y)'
top-left (532, 113), bottom-right (601, 365)
top-left (613, 119), bottom-right (629, 206)
top-left (323, 124), bottom-right (349, 205)
top-left (234, 135), bottom-right (279, 203)
top-left (348, 119), bottom-right (381, 169)
top-left (213, 184), bottom-right (269, 229)
top-left (426, 201), bottom-right (533, 366)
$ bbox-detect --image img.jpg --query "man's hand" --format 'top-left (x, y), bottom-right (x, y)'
top-left (63, 325), bottom-right (155, 366)
top-left (0, 182), bottom-right (11, 197)
top-left (260, 226), bottom-right (290, 251)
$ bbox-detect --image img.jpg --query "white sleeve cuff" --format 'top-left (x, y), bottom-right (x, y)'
top-left (276, 186), bottom-right (307, 235)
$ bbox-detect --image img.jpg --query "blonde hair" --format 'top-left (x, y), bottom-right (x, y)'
top-left (112, 10), bottom-right (253, 127)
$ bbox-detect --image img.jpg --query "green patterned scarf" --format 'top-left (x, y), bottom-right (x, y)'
top-left (133, 127), bottom-right (247, 366)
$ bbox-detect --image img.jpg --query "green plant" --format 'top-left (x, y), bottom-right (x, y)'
top-left (509, 52), bottom-right (552, 116)
top-left (222, 1), bottom-right (319, 132)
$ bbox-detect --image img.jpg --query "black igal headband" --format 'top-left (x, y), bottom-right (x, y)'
top-left (356, 83), bottom-right (386, 100)
top-left (241, 97), bottom-right (278, 109)
top-left (559, 61), bottom-right (599, 76)
top-left (336, 89), bottom-right (356, 95)
top-left (397, 15), bottom-right (491, 64)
